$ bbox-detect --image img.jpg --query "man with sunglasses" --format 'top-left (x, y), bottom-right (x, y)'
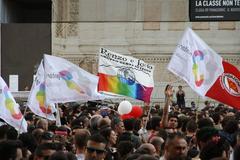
top-left (85, 134), bottom-right (107, 160)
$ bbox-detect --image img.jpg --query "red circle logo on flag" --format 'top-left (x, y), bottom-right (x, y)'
top-left (220, 73), bottom-right (240, 97)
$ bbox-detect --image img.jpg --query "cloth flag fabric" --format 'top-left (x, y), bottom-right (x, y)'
top-left (168, 28), bottom-right (240, 109)
top-left (44, 54), bottom-right (104, 104)
top-left (206, 61), bottom-right (240, 109)
top-left (98, 48), bottom-right (155, 102)
top-left (27, 61), bottom-right (56, 121)
top-left (0, 77), bottom-right (27, 133)
top-left (168, 28), bottom-right (224, 97)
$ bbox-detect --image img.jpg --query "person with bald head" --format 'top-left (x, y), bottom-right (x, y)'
top-left (137, 143), bottom-right (157, 156)
top-left (150, 136), bottom-right (164, 158)
top-left (160, 133), bottom-right (188, 160)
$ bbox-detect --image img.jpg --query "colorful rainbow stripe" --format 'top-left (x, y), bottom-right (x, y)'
top-left (59, 70), bottom-right (85, 94)
top-left (3, 86), bottom-right (22, 120)
top-left (98, 73), bottom-right (153, 102)
top-left (192, 50), bottom-right (204, 87)
top-left (36, 83), bottom-right (52, 114)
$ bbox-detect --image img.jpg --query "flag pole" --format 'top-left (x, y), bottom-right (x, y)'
top-left (43, 54), bottom-right (49, 120)
top-left (144, 103), bottom-right (152, 130)
top-left (18, 104), bottom-right (28, 136)
top-left (56, 103), bottom-right (61, 127)
top-left (195, 95), bottom-right (200, 123)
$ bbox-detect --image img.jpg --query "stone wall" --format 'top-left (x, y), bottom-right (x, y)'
top-left (51, 0), bottom-right (240, 105)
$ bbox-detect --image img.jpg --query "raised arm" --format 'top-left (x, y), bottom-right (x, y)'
top-left (161, 85), bottom-right (173, 128)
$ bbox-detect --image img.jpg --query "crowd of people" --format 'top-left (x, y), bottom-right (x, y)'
top-left (0, 85), bottom-right (240, 160)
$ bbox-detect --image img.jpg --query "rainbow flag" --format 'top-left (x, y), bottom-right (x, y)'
top-left (98, 48), bottom-right (154, 102)
top-left (27, 60), bottom-right (56, 121)
top-left (0, 77), bottom-right (28, 133)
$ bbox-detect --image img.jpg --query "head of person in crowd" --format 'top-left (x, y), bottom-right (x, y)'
top-left (85, 134), bottom-right (107, 160)
top-left (196, 127), bottom-right (219, 150)
top-left (18, 132), bottom-right (37, 155)
top-left (54, 126), bottom-right (69, 143)
top-left (177, 115), bottom-right (189, 133)
top-left (141, 114), bottom-right (149, 128)
top-left (71, 118), bottom-right (84, 130)
top-left (121, 118), bottom-right (141, 148)
top-left (111, 117), bottom-right (125, 136)
top-left (0, 140), bottom-right (23, 160)
top-left (150, 136), bottom-right (164, 157)
top-left (134, 119), bottom-right (142, 132)
top-left (89, 115), bottom-right (102, 134)
top-left (204, 100), bottom-right (211, 108)
top-left (98, 117), bottom-right (111, 129)
top-left (136, 154), bottom-right (158, 160)
top-left (162, 133), bottom-right (188, 160)
top-left (151, 116), bottom-right (161, 131)
top-left (117, 141), bottom-right (134, 159)
top-left (100, 126), bottom-right (117, 147)
top-left (219, 116), bottom-right (239, 147)
top-left (40, 131), bottom-right (54, 144)
top-left (123, 118), bottom-right (135, 132)
top-left (48, 151), bottom-right (77, 160)
top-left (32, 128), bottom-right (44, 145)
top-left (157, 128), bottom-right (168, 144)
top-left (186, 120), bottom-right (197, 134)
top-left (221, 116), bottom-right (238, 134)
top-left (178, 85), bottom-right (183, 91)
top-left (167, 114), bottom-right (178, 129)
top-left (4, 126), bottom-right (18, 141)
top-left (25, 112), bottom-right (35, 125)
top-left (34, 142), bottom-right (64, 160)
top-left (190, 101), bottom-right (196, 109)
top-left (200, 138), bottom-right (230, 160)
top-left (74, 129), bottom-right (90, 159)
top-left (185, 120), bottom-right (197, 144)
top-left (36, 119), bottom-right (48, 131)
top-left (197, 118), bottom-right (214, 129)
top-left (137, 143), bottom-right (157, 157)
top-left (210, 112), bottom-right (222, 129)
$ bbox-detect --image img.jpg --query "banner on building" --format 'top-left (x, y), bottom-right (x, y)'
top-left (190, 0), bottom-right (240, 21)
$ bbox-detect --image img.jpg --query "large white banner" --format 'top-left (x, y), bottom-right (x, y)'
top-left (27, 61), bottom-right (56, 120)
top-left (44, 54), bottom-right (104, 104)
top-left (0, 77), bottom-right (27, 133)
top-left (168, 28), bottom-right (224, 96)
top-left (98, 48), bottom-right (154, 102)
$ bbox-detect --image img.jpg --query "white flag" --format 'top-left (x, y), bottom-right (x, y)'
top-left (168, 28), bottom-right (224, 96)
top-left (27, 61), bottom-right (56, 121)
top-left (44, 54), bottom-right (104, 104)
top-left (0, 77), bottom-right (27, 133)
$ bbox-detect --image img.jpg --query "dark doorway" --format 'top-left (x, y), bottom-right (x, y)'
top-left (1, 24), bottom-right (51, 90)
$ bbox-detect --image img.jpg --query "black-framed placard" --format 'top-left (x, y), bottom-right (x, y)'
top-left (190, 0), bottom-right (240, 21)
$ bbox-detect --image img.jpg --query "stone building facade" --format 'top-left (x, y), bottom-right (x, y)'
top-left (52, 0), bottom-right (240, 105)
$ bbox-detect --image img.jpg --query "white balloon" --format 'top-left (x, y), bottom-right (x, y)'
top-left (118, 101), bottom-right (132, 115)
